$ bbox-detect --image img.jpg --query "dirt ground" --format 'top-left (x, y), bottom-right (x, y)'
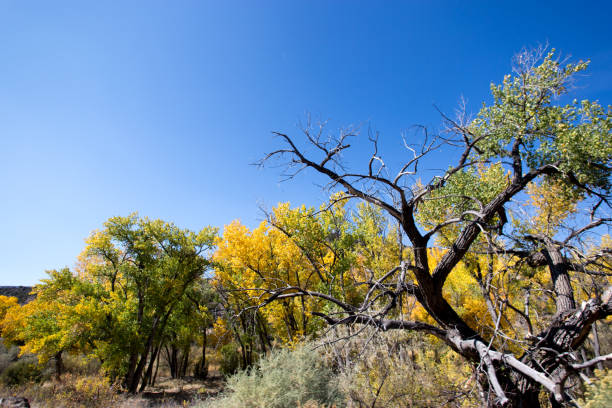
top-left (116, 372), bottom-right (225, 408)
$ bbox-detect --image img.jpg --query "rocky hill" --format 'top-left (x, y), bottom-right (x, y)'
top-left (0, 286), bottom-right (35, 305)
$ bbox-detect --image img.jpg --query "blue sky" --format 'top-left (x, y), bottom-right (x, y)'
top-left (1, 1), bottom-right (611, 285)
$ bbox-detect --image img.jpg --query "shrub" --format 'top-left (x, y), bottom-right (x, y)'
top-left (0, 357), bottom-right (44, 386)
top-left (199, 344), bottom-right (344, 408)
top-left (54, 373), bottom-right (120, 407)
top-left (219, 344), bottom-right (241, 376)
top-left (322, 328), bottom-right (478, 407)
top-left (0, 339), bottom-right (20, 374)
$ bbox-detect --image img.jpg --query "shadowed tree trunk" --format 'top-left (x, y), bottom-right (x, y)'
top-left (54, 351), bottom-right (63, 381)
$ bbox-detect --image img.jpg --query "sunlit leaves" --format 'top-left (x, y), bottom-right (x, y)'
top-left (523, 178), bottom-right (581, 235)
top-left (415, 164), bottom-right (509, 245)
top-left (74, 214), bottom-right (217, 380)
top-left (469, 50), bottom-right (612, 193)
top-left (0, 268), bottom-right (88, 364)
top-left (0, 295), bottom-right (18, 325)
top-left (214, 198), bottom-right (400, 344)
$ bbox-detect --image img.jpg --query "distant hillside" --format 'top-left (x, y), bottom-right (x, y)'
top-left (0, 286), bottom-right (35, 305)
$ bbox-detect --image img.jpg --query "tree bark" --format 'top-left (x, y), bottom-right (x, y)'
top-left (591, 322), bottom-right (604, 370)
top-left (542, 240), bottom-right (576, 313)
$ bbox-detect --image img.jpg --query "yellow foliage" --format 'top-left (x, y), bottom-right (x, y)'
top-left (214, 199), bottom-right (402, 345)
top-left (580, 369), bottom-right (612, 408)
top-left (0, 300), bottom-right (27, 344)
top-left (525, 178), bottom-right (581, 235)
top-left (214, 215), bottom-right (325, 343)
top-left (209, 317), bottom-right (231, 347)
top-left (0, 295), bottom-right (19, 325)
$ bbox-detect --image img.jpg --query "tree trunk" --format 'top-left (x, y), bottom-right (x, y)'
top-left (54, 351), bottom-right (63, 381)
top-left (128, 315), bottom-right (163, 393)
top-left (124, 350), bottom-right (139, 389)
top-left (257, 313), bottom-right (272, 353)
top-left (179, 345), bottom-right (190, 378)
top-left (141, 344), bottom-right (162, 391)
top-left (129, 352), bottom-right (148, 393)
top-left (543, 241), bottom-right (576, 313)
top-left (195, 328), bottom-right (208, 379)
top-left (152, 349), bottom-right (161, 386)
top-left (168, 345), bottom-right (178, 378)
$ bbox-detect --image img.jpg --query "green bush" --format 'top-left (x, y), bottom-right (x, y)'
top-left (200, 344), bottom-right (344, 408)
top-left (219, 344), bottom-right (241, 376)
top-left (0, 357), bottom-right (44, 386)
top-left (0, 339), bottom-right (20, 374)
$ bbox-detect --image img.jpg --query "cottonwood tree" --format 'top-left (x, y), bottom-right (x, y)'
top-left (252, 49), bottom-right (612, 406)
top-left (2, 215), bottom-right (217, 393)
top-left (79, 214), bottom-right (217, 392)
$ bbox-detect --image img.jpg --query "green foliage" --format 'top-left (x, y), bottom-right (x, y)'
top-left (415, 164), bottom-right (508, 240)
top-left (201, 345), bottom-right (344, 408)
top-left (0, 268), bottom-right (87, 366)
top-left (0, 356), bottom-right (45, 386)
top-left (219, 344), bottom-right (241, 376)
top-left (469, 49), bottom-right (612, 192)
top-left (78, 214), bottom-right (216, 388)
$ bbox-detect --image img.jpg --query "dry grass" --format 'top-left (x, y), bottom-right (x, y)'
top-left (0, 373), bottom-right (120, 408)
top-left (0, 371), bottom-right (225, 408)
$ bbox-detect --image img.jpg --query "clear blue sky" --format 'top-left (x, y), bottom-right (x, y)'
top-left (1, 1), bottom-right (611, 285)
